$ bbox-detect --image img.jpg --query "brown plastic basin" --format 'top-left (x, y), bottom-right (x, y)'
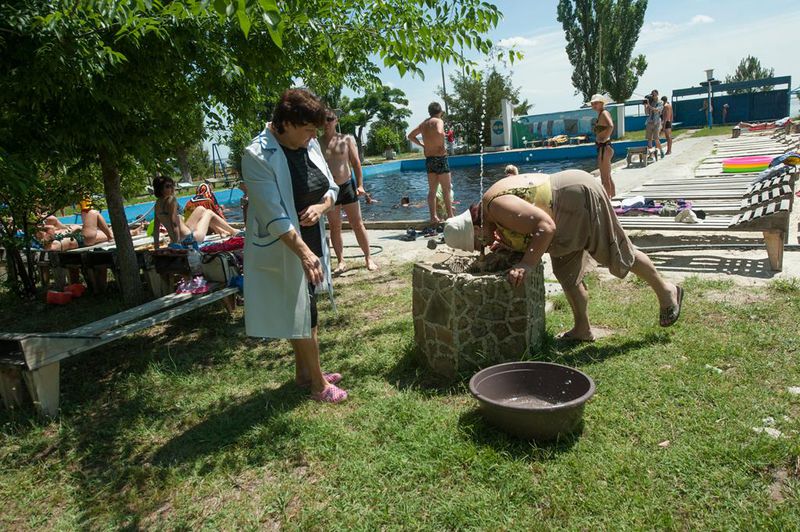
top-left (469, 361), bottom-right (595, 440)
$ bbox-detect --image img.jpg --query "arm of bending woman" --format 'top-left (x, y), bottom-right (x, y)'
top-left (485, 194), bottom-right (556, 287)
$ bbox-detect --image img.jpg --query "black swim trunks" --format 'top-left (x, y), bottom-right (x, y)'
top-left (663, 120), bottom-right (672, 130)
top-left (334, 179), bottom-right (358, 206)
top-left (425, 155), bottom-right (450, 175)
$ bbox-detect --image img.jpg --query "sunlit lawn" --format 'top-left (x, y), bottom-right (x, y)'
top-left (1, 265), bottom-right (798, 529)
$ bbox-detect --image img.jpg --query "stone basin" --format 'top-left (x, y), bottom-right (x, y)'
top-left (412, 261), bottom-right (545, 380)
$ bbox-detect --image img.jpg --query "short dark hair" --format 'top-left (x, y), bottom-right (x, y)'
top-left (271, 89), bottom-right (327, 134)
top-left (153, 175), bottom-right (174, 198)
top-left (428, 102), bottom-right (443, 117)
top-left (651, 89), bottom-right (659, 96)
top-left (661, 96), bottom-right (668, 102)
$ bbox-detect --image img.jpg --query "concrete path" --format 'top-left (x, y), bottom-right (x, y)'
top-left (335, 133), bottom-right (800, 286)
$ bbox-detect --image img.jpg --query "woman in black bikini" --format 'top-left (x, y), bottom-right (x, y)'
top-left (590, 94), bottom-right (615, 198)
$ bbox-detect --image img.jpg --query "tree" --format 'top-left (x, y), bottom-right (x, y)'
top-left (601, 1), bottom-right (648, 102)
top-left (438, 68), bottom-right (525, 150)
top-left (341, 86), bottom-right (412, 154)
top-left (2, 0), bottom-right (510, 304)
top-left (557, 0), bottom-right (649, 102)
top-left (725, 56), bottom-right (775, 94)
top-left (557, 0), bottom-right (605, 102)
top-left (367, 124), bottom-right (403, 156)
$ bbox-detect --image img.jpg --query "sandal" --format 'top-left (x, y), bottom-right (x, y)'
top-left (659, 285), bottom-right (684, 327)
top-left (296, 372), bottom-right (343, 388)
top-left (311, 384), bottom-right (348, 404)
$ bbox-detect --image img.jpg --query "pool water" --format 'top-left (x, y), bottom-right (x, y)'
top-left (357, 157), bottom-right (604, 221)
top-left (61, 157), bottom-right (606, 226)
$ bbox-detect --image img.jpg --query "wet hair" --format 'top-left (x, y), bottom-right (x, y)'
top-left (400, 196), bottom-right (411, 205)
top-left (428, 102), bottom-right (443, 117)
top-left (271, 89), bottom-right (327, 134)
top-left (504, 164), bottom-right (519, 176)
top-left (153, 175), bottom-right (174, 198)
top-left (661, 96), bottom-right (668, 103)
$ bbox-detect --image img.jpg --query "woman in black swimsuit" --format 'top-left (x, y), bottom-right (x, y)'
top-left (589, 94), bottom-right (615, 198)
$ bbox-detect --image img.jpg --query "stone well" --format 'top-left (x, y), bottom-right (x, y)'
top-left (412, 261), bottom-right (546, 379)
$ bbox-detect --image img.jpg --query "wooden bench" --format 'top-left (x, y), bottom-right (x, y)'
top-left (626, 146), bottom-right (659, 167)
top-left (619, 172), bottom-right (797, 271)
top-left (0, 286), bottom-right (239, 416)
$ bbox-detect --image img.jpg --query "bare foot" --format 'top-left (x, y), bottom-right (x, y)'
top-left (333, 261), bottom-right (347, 276)
top-left (365, 259), bottom-right (379, 272)
top-left (555, 328), bottom-right (595, 343)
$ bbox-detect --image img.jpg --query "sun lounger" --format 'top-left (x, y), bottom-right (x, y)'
top-left (618, 171), bottom-right (797, 271)
top-left (0, 285), bottom-right (238, 416)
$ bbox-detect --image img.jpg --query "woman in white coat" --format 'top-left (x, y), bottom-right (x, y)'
top-left (241, 89), bottom-right (347, 403)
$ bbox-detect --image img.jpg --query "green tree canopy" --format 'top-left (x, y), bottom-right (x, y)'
top-left (340, 86), bottom-right (412, 154)
top-left (725, 56), bottom-right (776, 94)
top-left (438, 68), bottom-right (527, 150)
top-left (1, 0), bottom-right (510, 302)
top-left (557, 0), bottom-right (648, 103)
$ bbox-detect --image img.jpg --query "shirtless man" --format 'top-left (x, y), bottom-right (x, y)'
top-left (407, 102), bottom-right (454, 223)
top-left (660, 96), bottom-right (673, 155)
top-left (321, 109), bottom-right (377, 273)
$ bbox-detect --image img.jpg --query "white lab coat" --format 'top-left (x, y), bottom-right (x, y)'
top-left (241, 125), bottom-right (338, 338)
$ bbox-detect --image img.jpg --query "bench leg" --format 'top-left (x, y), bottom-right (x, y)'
top-left (0, 367), bottom-right (27, 409)
top-left (21, 362), bottom-right (60, 417)
top-left (763, 230), bottom-right (784, 272)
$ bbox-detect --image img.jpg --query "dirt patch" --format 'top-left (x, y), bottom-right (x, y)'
top-left (703, 288), bottom-right (770, 305)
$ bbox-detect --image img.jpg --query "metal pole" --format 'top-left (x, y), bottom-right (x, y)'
top-left (707, 84), bottom-right (712, 129)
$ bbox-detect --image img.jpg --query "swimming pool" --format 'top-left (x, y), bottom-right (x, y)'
top-left (60, 148), bottom-right (630, 225)
top-left (357, 157), bottom-right (606, 221)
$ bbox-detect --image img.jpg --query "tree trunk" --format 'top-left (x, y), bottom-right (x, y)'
top-left (176, 145), bottom-right (192, 184)
top-left (99, 148), bottom-right (144, 306)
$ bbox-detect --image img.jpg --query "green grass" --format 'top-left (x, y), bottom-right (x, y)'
top-left (363, 151), bottom-right (424, 165)
top-left (1, 267), bottom-right (799, 529)
top-left (691, 125), bottom-right (735, 138)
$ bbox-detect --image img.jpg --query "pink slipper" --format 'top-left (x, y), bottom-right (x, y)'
top-left (296, 372), bottom-right (342, 388)
top-left (311, 384), bottom-right (348, 403)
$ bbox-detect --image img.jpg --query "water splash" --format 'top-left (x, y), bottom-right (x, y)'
top-left (479, 74), bottom-right (487, 202)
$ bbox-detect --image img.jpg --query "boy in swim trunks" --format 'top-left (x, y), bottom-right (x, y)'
top-left (407, 102), bottom-right (454, 223)
top-left (321, 108), bottom-right (377, 273)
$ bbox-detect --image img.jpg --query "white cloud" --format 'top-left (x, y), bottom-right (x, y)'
top-left (689, 15), bottom-right (715, 25)
top-left (497, 36), bottom-right (538, 48)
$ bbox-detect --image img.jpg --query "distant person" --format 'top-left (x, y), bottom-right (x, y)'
top-left (152, 175), bottom-right (237, 248)
top-left (320, 108), bottom-right (377, 274)
top-left (504, 164), bottom-right (519, 176)
top-left (590, 94), bottom-right (616, 197)
top-left (722, 103), bottom-right (729, 125)
top-left (661, 96), bottom-right (673, 156)
top-left (38, 209), bottom-right (139, 251)
top-left (407, 102), bottom-right (454, 223)
top-left (645, 90), bottom-right (664, 159)
top-left (364, 191), bottom-right (378, 204)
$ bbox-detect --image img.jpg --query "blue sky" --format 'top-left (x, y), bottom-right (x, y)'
top-left (211, 1), bottom-right (799, 158)
top-left (371, 0), bottom-right (800, 133)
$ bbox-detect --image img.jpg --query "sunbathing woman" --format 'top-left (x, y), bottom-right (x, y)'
top-left (38, 209), bottom-right (125, 251)
top-left (152, 175), bottom-right (238, 248)
top-left (443, 169), bottom-right (683, 341)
